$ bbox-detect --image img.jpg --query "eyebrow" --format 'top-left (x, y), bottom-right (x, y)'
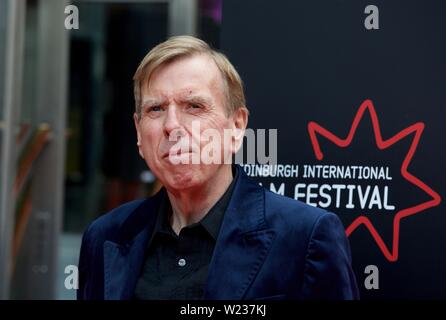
top-left (181, 94), bottom-right (213, 106)
top-left (141, 98), bottom-right (165, 109)
top-left (142, 94), bottom-right (214, 109)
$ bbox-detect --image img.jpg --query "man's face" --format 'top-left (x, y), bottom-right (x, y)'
top-left (134, 54), bottom-right (243, 191)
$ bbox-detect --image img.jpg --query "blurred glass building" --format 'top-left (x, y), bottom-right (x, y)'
top-left (0, 0), bottom-right (222, 299)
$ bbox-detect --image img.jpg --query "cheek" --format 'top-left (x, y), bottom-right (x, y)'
top-left (197, 116), bottom-right (230, 137)
top-left (196, 119), bottom-right (233, 153)
top-left (140, 124), bottom-right (161, 151)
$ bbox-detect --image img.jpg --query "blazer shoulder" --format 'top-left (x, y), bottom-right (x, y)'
top-left (263, 188), bottom-right (336, 232)
top-left (82, 199), bottom-right (147, 242)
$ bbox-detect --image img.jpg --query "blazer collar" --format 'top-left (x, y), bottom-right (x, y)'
top-left (204, 166), bottom-right (275, 299)
top-left (103, 192), bottom-right (162, 300)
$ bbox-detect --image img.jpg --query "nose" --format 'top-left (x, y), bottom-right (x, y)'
top-left (163, 105), bottom-right (184, 139)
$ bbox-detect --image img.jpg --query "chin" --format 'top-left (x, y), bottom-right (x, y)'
top-left (163, 165), bottom-right (203, 190)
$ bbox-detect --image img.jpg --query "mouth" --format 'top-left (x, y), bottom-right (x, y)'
top-left (162, 150), bottom-right (194, 159)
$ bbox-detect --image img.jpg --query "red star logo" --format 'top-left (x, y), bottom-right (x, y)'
top-left (307, 99), bottom-right (441, 261)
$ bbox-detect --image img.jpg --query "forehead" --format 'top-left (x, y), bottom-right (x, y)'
top-left (143, 54), bottom-right (224, 98)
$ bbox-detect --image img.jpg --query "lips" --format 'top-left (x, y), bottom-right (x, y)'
top-left (161, 140), bottom-right (200, 161)
top-left (162, 149), bottom-right (194, 159)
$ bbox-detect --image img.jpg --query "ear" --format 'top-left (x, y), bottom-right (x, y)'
top-left (134, 113), bottom-right (145, 159)
top-left (230, 107), bottom-right (248, 154)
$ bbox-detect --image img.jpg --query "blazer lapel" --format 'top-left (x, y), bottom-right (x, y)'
top-left (103, 191), bottom-right (164, 300)
top-left (103, 231), bottom-right (149, 299)
top-left (204, 167), bottom-right (275, 299)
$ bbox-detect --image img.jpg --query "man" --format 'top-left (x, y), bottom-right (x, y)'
top-left (77, 36), bottom-right (359, 300)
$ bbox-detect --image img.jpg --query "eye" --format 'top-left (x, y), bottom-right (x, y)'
top-left (143, 105), bottom-right (164, 118)
top-left (188, 103), bottom-right (202, 110)
top-left (149, 105), bottom-right (162, 112)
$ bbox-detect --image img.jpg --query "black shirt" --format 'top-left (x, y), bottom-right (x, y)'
top-left (134, 168), bottom-right (238, 300)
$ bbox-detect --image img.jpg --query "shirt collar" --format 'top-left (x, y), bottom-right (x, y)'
top-left (152, 165), bottom-right (239, 241)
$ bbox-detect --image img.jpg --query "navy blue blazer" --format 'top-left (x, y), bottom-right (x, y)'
top-left (77, 166), bottom-right (359, 300)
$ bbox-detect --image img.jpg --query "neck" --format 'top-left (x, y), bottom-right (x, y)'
top-left (166, 165), bottom-right (234, 235)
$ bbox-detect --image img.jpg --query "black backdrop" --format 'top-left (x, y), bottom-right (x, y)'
top-left (221, 0), bottom-right (446, 299)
